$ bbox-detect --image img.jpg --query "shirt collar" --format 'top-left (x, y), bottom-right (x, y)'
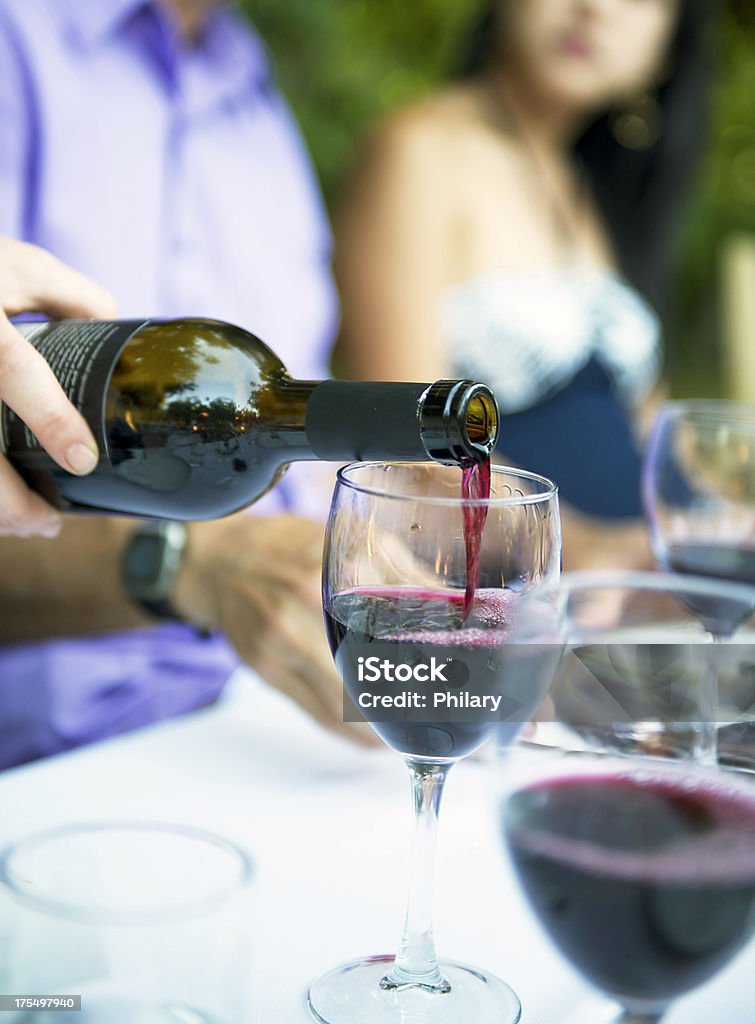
top-left (64, 0), bottom-right (150, 48)
top-left (200, 6), bottom-right (272, 95)
top-left (63, 1), bottom-right (272, 97)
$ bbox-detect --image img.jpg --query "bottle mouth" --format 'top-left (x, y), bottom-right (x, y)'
top-left (465, 389), bottom-right (498, 448)
top-left (421, 380), bottom-right (500, 465)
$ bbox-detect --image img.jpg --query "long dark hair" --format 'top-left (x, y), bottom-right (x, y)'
top-left (459, 1), bottom-right (717, 317)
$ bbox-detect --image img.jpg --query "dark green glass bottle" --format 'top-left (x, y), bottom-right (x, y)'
top-left (2, 318), bottom-right (499, 519)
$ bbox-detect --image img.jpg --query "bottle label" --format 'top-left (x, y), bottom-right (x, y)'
top-left (0, 319), bottom-right (148, 460)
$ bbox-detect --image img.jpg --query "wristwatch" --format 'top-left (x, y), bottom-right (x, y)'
top-left (121, 521), bottom-right (188, 621)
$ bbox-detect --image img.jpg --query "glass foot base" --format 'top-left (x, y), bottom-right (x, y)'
top-left (559, 995), bottom-right (668, 1024)
top-left (307, 954), bottom-right (521, 1024)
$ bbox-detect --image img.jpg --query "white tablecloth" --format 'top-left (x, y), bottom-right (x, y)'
top-left (0, 669), bottom-right (752, 1024)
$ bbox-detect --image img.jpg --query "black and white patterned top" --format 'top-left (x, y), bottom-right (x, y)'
top-left (441, 267), bottom-right (661, 414)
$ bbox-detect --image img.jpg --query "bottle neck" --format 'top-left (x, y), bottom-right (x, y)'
top-left (264, 378), bottom-right (498, 465)
top-left (259, 378), bottom-right (322, 460)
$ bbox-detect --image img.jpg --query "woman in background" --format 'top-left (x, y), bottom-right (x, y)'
top-left (336, 0), bottom-right (713, 568)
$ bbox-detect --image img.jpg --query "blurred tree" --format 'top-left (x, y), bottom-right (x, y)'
top-left (670, 1), bottom-right (755, 396)
top-left (243, 0), bottom-right (485, 199)
top-left (242, 0), bottom-right (754, 397)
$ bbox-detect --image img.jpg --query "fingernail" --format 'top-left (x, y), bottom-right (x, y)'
top-left (66, 442), bottom-right (99, 475)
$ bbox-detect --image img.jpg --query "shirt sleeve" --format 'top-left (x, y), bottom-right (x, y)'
top-left (0, 12), bottom-right (35, 239)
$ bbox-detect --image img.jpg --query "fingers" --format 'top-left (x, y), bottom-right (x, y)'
top-left (273, 660), bottom-right (382, 748)
top-left (249, 581), bottom-right (345, 721)
top-left (0, 238), bottom-right (113, 491)
top-left (371, 533), bottom-right (440, 588)
top-left (0, 239), bottom-right (116, 319)
top-left (263, 659), bottom-right (378, 747)
top-left (182, 515), bottom-right (379, 746)
top-left (0, 454), bottom-right (61, 537)
top-left (249, 617), bottom-right (375, 745)
top-left (0, 313), bottom-right (99, 475)
top-left (223, 577), bottom-right (379, 747)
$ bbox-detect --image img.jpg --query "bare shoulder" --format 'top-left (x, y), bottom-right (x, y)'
top-left (340, 95), bottom-right (460, 214)
top-left (357, 96), bottom-right (459, 177)
top-left (362, 83), bottom-right (523, 182)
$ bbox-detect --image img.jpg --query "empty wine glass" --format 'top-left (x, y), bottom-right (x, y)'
top-left (498, 572), bottom-right (755, 1024)
top-left (536, 571), bottom-right (755, 760)
top-left (307, 462), bottom-right (560, 1024)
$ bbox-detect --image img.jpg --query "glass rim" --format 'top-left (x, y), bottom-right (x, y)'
top-left (542, 568), bottom-right (755, 606)
top-left (0, 819), bottom-right (254, 925)
top-left (335, 461), bottom-right (558, 507)
top-left (510, 733), bottom-right (755, 778)
top-left (659, 398), bottom-right (755, 423)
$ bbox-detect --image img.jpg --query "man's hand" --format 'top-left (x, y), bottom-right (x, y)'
top-left (173, 513), bottom-right (378, 745)
top-left (0, 237), bottom-right (116, 537)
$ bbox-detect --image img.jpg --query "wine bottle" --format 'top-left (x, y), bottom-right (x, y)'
top-left (1, 318), bottom-right (499, 519)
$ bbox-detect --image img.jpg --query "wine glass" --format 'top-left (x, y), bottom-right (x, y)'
top-left (643, 399), bottom-right (755, 633)
top-left (644, 401), bottom-right (755, 762)
top-left (498, 572), bottom-right (755, 1024)
top-left (527, 570), bottom-right (755, 764)
top-left (501, 738), bottom-right (755, 1024)
top-left (307, 462), bottom-right (561, 1024)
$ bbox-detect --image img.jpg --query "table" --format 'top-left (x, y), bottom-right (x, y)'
top-left (0, 669), bottom-right (752, 1023)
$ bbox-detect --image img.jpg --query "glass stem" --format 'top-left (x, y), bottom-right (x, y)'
top-left (693, 632), bottom-right (725, 767)
top-left (382, 760), bottom-right (451, 993)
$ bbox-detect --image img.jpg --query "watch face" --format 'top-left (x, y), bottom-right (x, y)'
top-left (123, 522), bottom-right (186, 613)
top-left (127, 534), bottom-right (166, 587)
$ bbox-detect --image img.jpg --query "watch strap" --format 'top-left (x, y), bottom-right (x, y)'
top-left (138, 594), bottom-right (185, 621)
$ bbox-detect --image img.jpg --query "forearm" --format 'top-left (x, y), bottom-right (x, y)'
top-left (493, 452), bottom-right (652, 571)
top-left (560, 503), bottom-right (652, 572)
top-left (0, 516), bottom-right (150, 640)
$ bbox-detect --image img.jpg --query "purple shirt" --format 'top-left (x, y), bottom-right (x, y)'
top-left (0, 0), bottom-right (338, 768)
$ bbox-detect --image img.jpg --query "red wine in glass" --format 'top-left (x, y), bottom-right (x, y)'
top-left (665, 542), bottom-right (755, 587)
top-left (326, 584), bottom-right (541, 760)
top-left (662, 542), bottom-right (755, 635)
top-left (504, 773), bottom-right (755, 1005)
top-left (327, 456), bottom-right (554, 760)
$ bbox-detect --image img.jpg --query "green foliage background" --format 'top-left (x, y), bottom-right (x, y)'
top-left (241, 0), bottom-right (754, 396)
